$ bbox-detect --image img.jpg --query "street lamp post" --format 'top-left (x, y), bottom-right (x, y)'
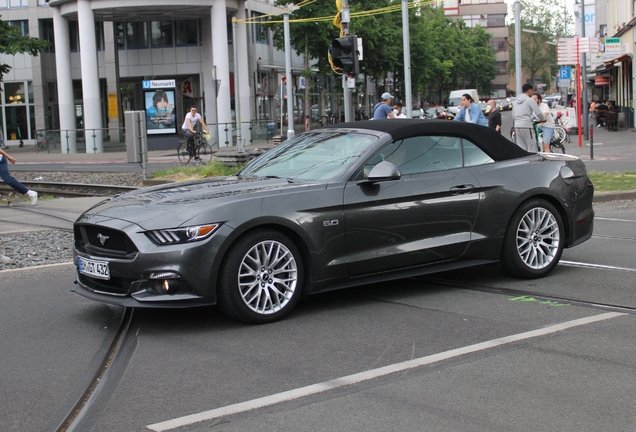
top-left (514, 1), bottom-right (522, 94)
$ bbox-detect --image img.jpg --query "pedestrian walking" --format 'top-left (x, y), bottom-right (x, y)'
top-left (373, 93), bottom-right (396, 120)
top-left (0, 148), bottom-right (37, 205)
top-left (453, 94), bottom-right (488, 126)
top-left (512, 84), bottom-right (545, 152)
top-left (487, 99), bottom-right (501, 133)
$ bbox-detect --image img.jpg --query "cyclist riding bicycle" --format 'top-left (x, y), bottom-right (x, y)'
top-left (182, 106), bottom-right (209, 156)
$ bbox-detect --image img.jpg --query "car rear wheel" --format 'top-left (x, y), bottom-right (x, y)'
top-left (218, 229), bottom-right (303, 324)
top-left (501, 199), bottom-right (564, 279)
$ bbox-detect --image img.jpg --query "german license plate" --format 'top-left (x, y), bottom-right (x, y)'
top-left (78, 257), bottom-right (110, 280)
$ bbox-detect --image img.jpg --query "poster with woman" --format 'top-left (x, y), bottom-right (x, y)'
top-left (145, 89), bottom-right (176, 134)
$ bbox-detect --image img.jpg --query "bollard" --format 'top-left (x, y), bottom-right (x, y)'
top-left (589, 125), bottom-right (594, 160)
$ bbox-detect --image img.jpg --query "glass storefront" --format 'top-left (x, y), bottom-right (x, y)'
top-left (2, 81), bottom-right (34, 143)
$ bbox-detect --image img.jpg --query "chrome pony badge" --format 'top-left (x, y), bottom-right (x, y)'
top-left (97, 233), bottom-right (109, 246)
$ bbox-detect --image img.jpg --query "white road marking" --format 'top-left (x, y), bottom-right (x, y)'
top-left (560, 260), bottom-right (636, 273)
top-left (146, 312), bottom-right (626, 431)
top-left (596, 217), bottom-right (636, 223)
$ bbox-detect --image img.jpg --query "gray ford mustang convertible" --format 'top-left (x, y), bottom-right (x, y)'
top-left (73, 120), bottom-right (594, 323)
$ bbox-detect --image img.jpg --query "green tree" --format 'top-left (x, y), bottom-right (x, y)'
top-left (0, 18), bottom-right (49, 83)
top-left (507, 0), bottom-right (573, 89)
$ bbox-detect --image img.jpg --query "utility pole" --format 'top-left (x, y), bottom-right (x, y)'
top-left (514, 1), bottom-right (522, 94)
top-left (284, 5), bottom-right (295, 139)
top-left (402, 0), bottom-right (412, 118)
top-left (580, 0), bottom-right (589, 140)
top-left (232, 19), bottom-right (244, 153)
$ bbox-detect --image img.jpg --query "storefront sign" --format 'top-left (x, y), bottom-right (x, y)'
top-left (142, 79), bottom-right (176, 89)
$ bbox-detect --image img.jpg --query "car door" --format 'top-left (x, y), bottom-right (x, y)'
top-left (343, 135), bottom-right (481, 277)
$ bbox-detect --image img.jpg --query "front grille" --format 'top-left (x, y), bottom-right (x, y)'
top-left (78, 272), bottom-right (130, 296)
top-left (75, 225), bottom-right (138, 258)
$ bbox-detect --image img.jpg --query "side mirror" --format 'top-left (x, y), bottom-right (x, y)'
top-left (359, 161), bottom-right (401, 184)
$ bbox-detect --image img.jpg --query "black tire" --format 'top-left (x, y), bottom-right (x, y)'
top-left (500, 199), bottom-right (564, 279)
top-left (177, 142), bottom-right (191, 164)
top-left (218, 229), bottom-right (304, 324)
top-left (197, 142), bottom-right (213, 164)
top-left (549, 141), bottom-right (566, 154)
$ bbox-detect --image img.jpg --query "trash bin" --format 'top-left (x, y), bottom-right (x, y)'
top-left (266, 123), bottom-right (276, 142)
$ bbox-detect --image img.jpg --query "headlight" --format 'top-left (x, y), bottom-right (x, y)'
top-left (145, 224), bottom-right (220, 245)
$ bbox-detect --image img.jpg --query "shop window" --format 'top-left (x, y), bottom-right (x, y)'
top-left (175, 20), bottom-right (199, 46)
top-left (151, 21), bottom-right (173, 48)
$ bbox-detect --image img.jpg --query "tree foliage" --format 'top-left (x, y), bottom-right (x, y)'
top-left (0, 17), bottom-right (50, 83)
top-left (507, 0), bottom-right (573, 87)
top-left (270, 1), bottom-right (497, 106)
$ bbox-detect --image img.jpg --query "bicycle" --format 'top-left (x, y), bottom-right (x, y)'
top-left (177, 131), bottom-right (213, 164)
top-left (510, 121), bottom-right (565, 154)
top-left (552, 113), bottom-right (570, 145)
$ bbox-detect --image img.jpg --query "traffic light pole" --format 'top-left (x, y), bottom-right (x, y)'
top-left (340, 0), bottom-right (353, 123)
top-left (284, 8), bottom-right (295, 139)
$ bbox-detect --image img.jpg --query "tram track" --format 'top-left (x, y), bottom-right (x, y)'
top-left (0, 181), bottom-right (137, 198)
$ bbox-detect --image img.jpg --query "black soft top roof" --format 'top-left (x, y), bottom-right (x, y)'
top-left (324, 119), bottom-right (532, 161)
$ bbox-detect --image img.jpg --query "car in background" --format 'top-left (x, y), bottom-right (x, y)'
top-left (422, 106), bottom-right (445, 119)
top-left (72, 119), bottom-right (594, 324)
top-left (410, 108), bottom-right (424, 119)
top-left (497, 98), bottom-right (512, 111)
top-left (479, 101), bottom-right (490, 115)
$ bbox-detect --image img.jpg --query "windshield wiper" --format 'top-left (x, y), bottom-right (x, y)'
top-left (265, 175), bottom-right (295, 183)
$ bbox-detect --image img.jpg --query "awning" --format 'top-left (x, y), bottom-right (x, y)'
top-left (604, 53), bottom-right (633, 67)
top-left (595, 76), bottom-right (610, 87)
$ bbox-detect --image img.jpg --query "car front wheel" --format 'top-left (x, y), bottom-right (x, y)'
top-left (501, 199), bottom-right (564, 279)
top-left (218, 229), bottom-right (303, 324)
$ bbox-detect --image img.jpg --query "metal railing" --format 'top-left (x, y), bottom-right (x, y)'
top-left (34, 128), bottom-right (126, 154)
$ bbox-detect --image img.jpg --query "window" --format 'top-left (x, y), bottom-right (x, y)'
top-left (462, 15), bottom-right (487, 28)
top-left (489, 37), bottom-right (506, 51)
top-left (37, 0), bottom-right (49, 5)
top-left (126, 22), bottom-right (148, 49)
top-left (116, 23), bottom-right (125, 49)
top-left (495, 61), bottom-right (507, 74)
top-left (41, 19), bottom-right (55, 53)
top-left (175, 19), bottom-right (199, 46)
top-left (151, 21), bottom-right (173, 48)
top-left (9, 20), bottom-right (28, 37)
top-left (462, 140), bottom-right (494, 167)
top-left (252, 12), bottom-right (268, 44)
top-left (487, 14), bottom-right (505, 27)
top-left (69, 21), bottom-right (79, 52)
top-left (0, 0), bottom-right (28, 8)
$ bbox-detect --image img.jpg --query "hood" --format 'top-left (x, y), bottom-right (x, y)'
top-left (77, 176), bottom-right (313, 230)
top-left (514, 94), bottom-right (529, 104)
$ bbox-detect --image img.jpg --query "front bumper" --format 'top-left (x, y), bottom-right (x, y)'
top-left (73, 217), bottom-right (234, 307)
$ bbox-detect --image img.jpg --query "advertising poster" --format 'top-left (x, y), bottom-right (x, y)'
top-left (145, 89), bottom-right (177, 135)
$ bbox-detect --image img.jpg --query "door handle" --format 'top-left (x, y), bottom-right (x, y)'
top-left (450, 184), bottom-right (475, 194)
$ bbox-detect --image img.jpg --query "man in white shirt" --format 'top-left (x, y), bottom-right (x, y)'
top-left (182, 106), bottom-right (209, 154)
top-left (392, 101), bottom-right (407, 118)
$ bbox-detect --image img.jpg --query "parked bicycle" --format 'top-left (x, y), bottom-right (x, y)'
top-left (177, 131), bottom-right (213, 164)
top-left (510, 121), bottom-right (564, 153)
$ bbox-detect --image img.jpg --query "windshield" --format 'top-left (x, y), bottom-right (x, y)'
top-left (237, 131), bottom-right (377, 181)
top-left (448, 97), bottom-right (462, 107)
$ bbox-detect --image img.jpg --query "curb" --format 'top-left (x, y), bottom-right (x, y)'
top-left (593, 190), bottom-right (636, 204)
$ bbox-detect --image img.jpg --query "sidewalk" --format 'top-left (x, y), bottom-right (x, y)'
top-left (1, 139), bottom-right (277, 165)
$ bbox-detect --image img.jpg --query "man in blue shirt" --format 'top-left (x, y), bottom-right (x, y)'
top-left (453, 94), bottom-right (488, 126)
top-left (373, 92), bottom-right (396, 119)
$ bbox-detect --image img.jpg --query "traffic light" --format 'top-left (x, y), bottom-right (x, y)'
top-left (329, 34), bottom-right (359, 75)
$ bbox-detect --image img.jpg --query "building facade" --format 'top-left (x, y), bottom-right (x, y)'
top-left (435, 0), bottom-right (510, 98)
top-left (0, 0), bottom-right (306, 151)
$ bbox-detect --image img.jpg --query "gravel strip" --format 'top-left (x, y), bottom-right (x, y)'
top-left (2, 172), bottom-right (142, 271)
top-left (11, 171), bottom-right (143, 187)
top-left (1, 230), bottom-right (75, 270)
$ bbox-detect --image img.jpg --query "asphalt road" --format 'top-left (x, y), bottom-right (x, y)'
top-left (1, 200), bottom-right (635, 431)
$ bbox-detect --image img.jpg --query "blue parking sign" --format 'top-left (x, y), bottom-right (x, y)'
top-left (559, 67), bottom-right (571, 80)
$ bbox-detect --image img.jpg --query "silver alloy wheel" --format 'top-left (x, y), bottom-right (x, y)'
top-left (516, 207), bottom-right (560, 269)
top-left (238, 240), bottom-right (298, 315)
